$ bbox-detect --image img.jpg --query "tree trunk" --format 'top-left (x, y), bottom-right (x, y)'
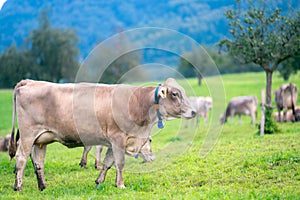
top-left (260, 88), bottom-right (265, 136)
top-left (197, 74), bottom-right (202, 86)
top-left (265, 70), bottom-right (273, 106)
top-left (263, 69), bottom-right (279, 134)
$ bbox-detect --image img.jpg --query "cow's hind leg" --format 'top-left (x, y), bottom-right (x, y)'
top-left (14, 140), bottom-right (34, 191)
top-left (283, 109), bottom-right (287, 122)
top-left (95, 145), bottom-right (103, 170)
top-left (30, 144), bottom-right (47, 191)
top-left (79, 146), bottom-right (92, 168)
top-left (95, 147), bottom-right (114, 185)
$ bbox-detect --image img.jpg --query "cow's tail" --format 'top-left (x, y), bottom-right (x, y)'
top-left (9, 87), bottom-right (18, 160)
top-left (8, 80), bottom-right (27, 160)
top-left (290, 83), bottom-right (296, 121)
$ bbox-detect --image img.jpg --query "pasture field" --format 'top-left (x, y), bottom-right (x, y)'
top-left (0, 72), bottom-right (300, 199)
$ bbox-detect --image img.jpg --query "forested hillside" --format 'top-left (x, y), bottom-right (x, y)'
top-left (1, 0), bottom-right (297, 59)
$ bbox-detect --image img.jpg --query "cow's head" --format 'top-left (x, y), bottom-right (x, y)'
top-left (125, 136), bottom-right (155, 162)
top-left (157, 78), bottom-right (196, 119)
top-left (294, 108), bottom-right (300, 122)
top-left (4, 134), bottom-right (11, 151)
top-left (204, 97), bottom-right (213, 110)
top-left (219, 114), bottom-right (227, 125)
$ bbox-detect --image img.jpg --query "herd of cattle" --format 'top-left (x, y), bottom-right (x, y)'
top-left (0, 79), bottom-right (299, 191)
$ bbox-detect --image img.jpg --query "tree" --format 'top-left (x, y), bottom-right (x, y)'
top-left (29, 10), bottom-right (79, 82)
top-left (178, 46), bottom-right (261, 85)
top-left (218, 0), bottom-right (300, 133)
top-left (178, 47), bottom-right (220, 85)
top-left (0, 45), bottom-right (36, 88)
top-left (278, 55), bottom-right (300, 81)
top-left (88, 31), bottom-right (141, 84)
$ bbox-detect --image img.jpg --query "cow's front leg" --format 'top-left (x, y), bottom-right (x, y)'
top-left (30, 144), bottom-right (47, 191)
top-left (95, 147), bottom-right (114, 185)
top-left (111, 143), bottom-right (126, 188)
top-left (250, 113), bottom-right (255, 124)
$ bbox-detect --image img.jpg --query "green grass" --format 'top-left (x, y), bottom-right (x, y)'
top-left (0, 72), bottom-right (300, 199)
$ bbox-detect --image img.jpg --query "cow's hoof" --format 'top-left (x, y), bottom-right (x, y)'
top-left (117, 184), bottom-right (126, 189)
top-left (38, 185), bottom-right (46, 191)
top-left (13, 186), bottom-right (22, 191)
top-left (79, 163), bottom-right (87, 169)
top-left (95, 165), bottom-right (102, 170)
top-left (95, 179), bottom-right (101, 185)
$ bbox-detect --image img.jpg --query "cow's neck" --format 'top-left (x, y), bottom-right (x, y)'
top-left (128, 86), bottom-right (158, 127)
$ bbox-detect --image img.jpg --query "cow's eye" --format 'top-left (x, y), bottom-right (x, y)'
top-left (172, 92), bottom-right (178, 97)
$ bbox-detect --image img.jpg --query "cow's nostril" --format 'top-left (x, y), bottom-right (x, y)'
top-left (191, 111), bottom-right (196, 117)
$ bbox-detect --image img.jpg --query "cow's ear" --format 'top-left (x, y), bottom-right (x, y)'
top-left (159, 86), bottom-right (167, 99)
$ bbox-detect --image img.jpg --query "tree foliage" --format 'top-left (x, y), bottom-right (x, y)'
top-left (0, 45), bottom-right (35, 88)
top-left (278, 55), bottom-right (300, 81)
top-left (218, 0), bottom-right (300, 134)
top-left (29, 11), bottom-right (79, 82)
top-left (0, 10), bottom-right (79, 88)
top-left (83, 31), bottom-right (142, 84)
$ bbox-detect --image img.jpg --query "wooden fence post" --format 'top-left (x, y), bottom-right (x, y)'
top-left (260, 88), bottom-right (265, 136)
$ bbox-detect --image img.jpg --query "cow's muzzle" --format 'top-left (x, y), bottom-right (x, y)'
top-left (191, 110), bottom-right (196, 118)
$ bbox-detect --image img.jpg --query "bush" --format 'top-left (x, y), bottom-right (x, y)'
top-left (258, 107), bottom-right (280, 134)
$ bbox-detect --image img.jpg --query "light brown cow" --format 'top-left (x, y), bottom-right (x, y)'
top-left (220, 96), bottom-right (258, 124)
top-left (79, 136), bottom-right (155, 170)
top-left (275, 83), bottom-right (298, 122)
top-left (0, 134), bottom-right (11, 152)
top-left (9, 78), bottom-right (195, 191)
top-left (185, 96), bottom-right (212, 127)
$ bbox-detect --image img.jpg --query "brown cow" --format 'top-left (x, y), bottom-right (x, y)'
top-left (275, 83), bottom-right (298, 122)
top-left (9, 78), bottom-right (195, 191)
top-left (0, 134), bottom-right (11, 152)
top-left (220, 96), bottom-right (258, 124)
top-left (79, 136), bottom-right (155, 170)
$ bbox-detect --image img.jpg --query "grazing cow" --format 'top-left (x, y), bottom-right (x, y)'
top-left (185, 96), bottom-right (212, 127)
top-left (79, 137), bottom-right (155, 170)
top-left (220, 96), bottom-right (258, 124)
top-left (0, 134), bottom-right (11, 152)
top-left (9, 78), bottom-right (196, 191)
top-left (275, 83), bottom-right (298, 122)
top-left (273, 107), bottom-right (300, 122)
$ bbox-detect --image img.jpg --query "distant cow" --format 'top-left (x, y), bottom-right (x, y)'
top-left (9, 78), bottom-right (196, 191)
top-left (0, 134), bottom-right (11, 152)
top-left (273, 107), bottom-right (300, 122)
top-left (220, 96), bottom-right (258, 124)
top-left (275, 83), bottom-right (298, 122)
top-left (186, 96), bottom-right (212, 127)
top-left (79, 136), bottom-right (155, 170)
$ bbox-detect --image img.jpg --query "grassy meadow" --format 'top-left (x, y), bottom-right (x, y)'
top-left (0, 72), bottom-right (300, 199)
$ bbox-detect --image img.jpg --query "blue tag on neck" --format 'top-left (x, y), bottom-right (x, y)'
top-left (158, 120), bottom-right (164, 129)
top-left (134, 154), bottom-right (139, 159)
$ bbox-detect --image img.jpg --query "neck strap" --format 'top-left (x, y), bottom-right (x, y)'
top-left (154, 84), bottom-right (164, 129)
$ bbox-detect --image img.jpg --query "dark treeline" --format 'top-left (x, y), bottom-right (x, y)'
top-left (0, 9), bottom-right (298, 88)
top-left (0, 11), bottom-right (79, 88)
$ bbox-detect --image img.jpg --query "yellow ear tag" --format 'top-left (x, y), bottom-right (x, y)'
top-left (160, 88), bottom-right (167, 99)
